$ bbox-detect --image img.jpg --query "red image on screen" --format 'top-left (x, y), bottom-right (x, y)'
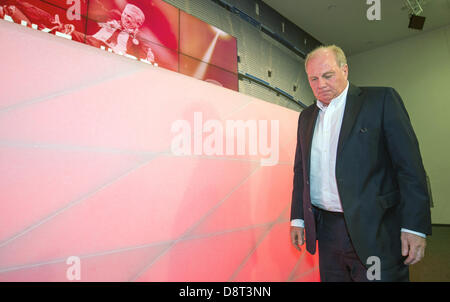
top-left (36, 0), bottom-right (89, 17)
top-left (180, 11), bottom-right (238, 74)
top-left (180, 54), bottom-right (238, 91)
top-left (0, 0), bottom-right (86, 39)
top-left (85, 0), bottom-right (179, 67)
top-left (0, 0), bottom-right (239, 89)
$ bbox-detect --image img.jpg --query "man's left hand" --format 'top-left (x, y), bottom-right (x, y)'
top-left (401, 232), bottom-right (427, 265)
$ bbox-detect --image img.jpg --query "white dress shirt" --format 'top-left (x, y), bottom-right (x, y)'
top-left (291, 81), bottom-right (425, 238)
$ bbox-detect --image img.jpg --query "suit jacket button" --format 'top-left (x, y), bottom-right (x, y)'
top-left (306, 180), bottom-right (310, 185)
top-left (309, 207), bottom-right (312, 212)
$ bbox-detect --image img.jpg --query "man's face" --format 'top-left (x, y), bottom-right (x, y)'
top-left (306, 50), bottom-right (348, 105)
top-left (121, 9), bottom-right (141, 31)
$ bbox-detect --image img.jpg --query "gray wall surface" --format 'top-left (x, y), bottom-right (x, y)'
top-left (348, 25), bottom-right (450, 225)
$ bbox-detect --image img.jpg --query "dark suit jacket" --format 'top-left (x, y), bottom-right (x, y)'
top-left (290, 84), bottom-right (432, 270)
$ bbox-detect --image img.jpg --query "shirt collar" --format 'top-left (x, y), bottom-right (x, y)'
top-left (316, 81), bottom-right (349, 111)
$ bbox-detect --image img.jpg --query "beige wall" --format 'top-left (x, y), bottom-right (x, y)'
top-left (347, 25), bottom-right (450, 225)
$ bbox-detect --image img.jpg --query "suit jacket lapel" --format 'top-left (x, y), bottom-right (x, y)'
top-left (301, 105), bottom-right (319, 254)
top-left (337, 84), bottom-right (364, 157)
top-left (303, 105), bottom-right (319, 177)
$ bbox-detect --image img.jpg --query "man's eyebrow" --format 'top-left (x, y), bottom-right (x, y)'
top-left (308, 71), bottom-right (335, 79)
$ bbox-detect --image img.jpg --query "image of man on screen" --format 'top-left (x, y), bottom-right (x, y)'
top-left (80, 3), bottom-right (155, 63)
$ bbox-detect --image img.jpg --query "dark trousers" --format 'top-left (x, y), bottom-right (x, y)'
top-left (313, 206), bottom-right (409, 282)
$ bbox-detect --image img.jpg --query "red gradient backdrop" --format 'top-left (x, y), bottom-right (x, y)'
top-left (0, 16), bottom-right (319, 282)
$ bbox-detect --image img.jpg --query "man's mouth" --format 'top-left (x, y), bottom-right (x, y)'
top-left (319, 90), bottom-right (331, 95)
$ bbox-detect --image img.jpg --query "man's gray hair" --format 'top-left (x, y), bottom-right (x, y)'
top-left (305, 45), bottom-right (347, 68)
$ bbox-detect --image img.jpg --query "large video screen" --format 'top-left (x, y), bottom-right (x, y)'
top-left (84, 0), bottom-right (179, 71)
top-left (0, 0), bottom-right (87, 39)
top-left (180, 54), bottom-right (238, 91)
top-left (179, 10), bottom-right (238, 74)
top-left (0, 0), bottom-right (238, 90)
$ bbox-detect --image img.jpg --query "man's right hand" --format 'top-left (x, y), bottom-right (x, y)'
top-left (290, 226), bottom-right (305, 251)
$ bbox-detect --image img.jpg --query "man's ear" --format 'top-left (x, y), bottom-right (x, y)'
top-left (342, 64), bottom-right (349, 78)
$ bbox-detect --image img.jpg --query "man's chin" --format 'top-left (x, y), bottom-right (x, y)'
top-left (317, 96), bottom-right (332, 104)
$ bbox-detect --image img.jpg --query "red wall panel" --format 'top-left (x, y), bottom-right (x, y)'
top-left (0, 19), bottom-right (319, 282)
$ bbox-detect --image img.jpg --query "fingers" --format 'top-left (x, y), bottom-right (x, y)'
top-left (404, 248), bottom-right (423, 265)
top-left (401, 234), bottom-right (409, 257)
top-left (401, 232), bottom-right (426, 265)
top-left (290, 227), bottom-right (304, 252)
top-left (404, 244), bottom-right (425, 265)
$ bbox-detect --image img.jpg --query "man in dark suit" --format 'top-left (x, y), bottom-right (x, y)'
top-left (290, 45), bottom-right (432, 282)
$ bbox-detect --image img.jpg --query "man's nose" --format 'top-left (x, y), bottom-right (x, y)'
top-left (317, 77), bottom-right (327, 88)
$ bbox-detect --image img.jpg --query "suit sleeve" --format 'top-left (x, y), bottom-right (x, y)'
top-left (382, 88), bottom-right (432, 235)
top-left (290, 112), bottom-right (304, 221)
